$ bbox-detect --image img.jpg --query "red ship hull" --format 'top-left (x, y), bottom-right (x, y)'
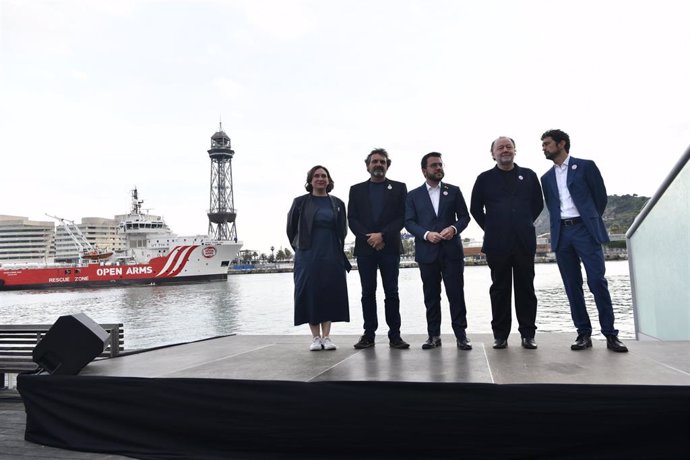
top-left (0, 244), bottom-right (235, 291)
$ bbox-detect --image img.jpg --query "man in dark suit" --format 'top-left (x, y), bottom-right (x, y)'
top-left (540, 129), bottom-right (628, 352)
top-left (405, 152), bottom-right (472, 350)
top-left (471, 136), bottom-right (544, 350)
top-left (348, 148), bottom-right (410, 349)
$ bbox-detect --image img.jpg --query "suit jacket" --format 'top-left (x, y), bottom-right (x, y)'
top-left (404, 182), bottom-right (471, 264)
top-left (541, 156), bottom-right (610, 251)
top-left (348, 179), bottom-right (407, 256)
top-left (470, 164), bottom-right (543, 254)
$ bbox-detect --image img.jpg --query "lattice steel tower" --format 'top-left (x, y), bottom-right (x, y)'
top-left (207, 123), bottom-right (237, 241)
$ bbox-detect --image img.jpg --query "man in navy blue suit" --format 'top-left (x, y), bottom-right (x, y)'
top-left (405, 152), bottom-right (472, 350)
top-left (471, 136), bottom-right (544, 350)
top-left (348, 148), bottom-right (410, 349)
top-left (540, 129), bottom-right (628, 352)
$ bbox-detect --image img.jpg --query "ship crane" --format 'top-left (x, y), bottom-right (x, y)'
top-left (46, 214), bottom-right (113, 261)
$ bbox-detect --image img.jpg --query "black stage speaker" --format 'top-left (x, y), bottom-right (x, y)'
top-left (32, 313), bottom-right (111, 375)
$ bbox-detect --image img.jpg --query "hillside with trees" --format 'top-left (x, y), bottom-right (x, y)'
top-left (535, 194), bottom-right (649, 236)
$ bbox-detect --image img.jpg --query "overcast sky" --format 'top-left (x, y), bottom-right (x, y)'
top-left (1, 0), bottom-right (689, 254)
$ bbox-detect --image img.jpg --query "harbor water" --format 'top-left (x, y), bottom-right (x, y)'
top-left (0, 260), bottom-right (633, 350)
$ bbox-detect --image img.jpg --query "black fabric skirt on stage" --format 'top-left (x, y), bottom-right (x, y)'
top-left (18, 374), bottom-right (690, 460)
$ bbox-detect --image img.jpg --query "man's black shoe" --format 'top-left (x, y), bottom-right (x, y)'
top-left (456, 337), bottom-right (472, 350)
top-left (422, 336), bottom-right (442, 349)
top-left (521, 337), bottom-right (538, 349)
top-left (493, 338), bottom-right (508, 349)
top-left (353, 335), bottom-right (375, 349)
top-left (571, 334), bottom-right (592, 351)
top-left (389, 337), bottom-right (410, 349)
top-left (605, 335), bottom-right (629, 353)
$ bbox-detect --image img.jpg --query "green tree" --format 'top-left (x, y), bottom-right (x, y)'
top-left (239, 250), bottom-right (255, 263)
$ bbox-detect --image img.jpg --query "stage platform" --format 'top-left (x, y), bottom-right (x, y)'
top-left (79, 332), bottom-right (690, 385)
top-left (5, 333), bottom-right (690, 459)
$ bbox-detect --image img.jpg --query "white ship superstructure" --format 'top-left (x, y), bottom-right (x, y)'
top-left (113, 188), bottom-right (241, 272)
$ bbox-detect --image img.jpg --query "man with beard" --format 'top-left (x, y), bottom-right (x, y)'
top-left (405, 152), bottom-right (472, 350)
top-left (470, 136), bottom-right (543, 350)
top-left (348, 148), bottom-right (410, 349)
top-left (540, 129), bottom-right (628, 352)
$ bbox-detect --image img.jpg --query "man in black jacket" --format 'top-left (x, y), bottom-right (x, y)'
top-left (470, 137), bottom-right (544, 349)
top-left (348, 149), bottom-right (409, 349)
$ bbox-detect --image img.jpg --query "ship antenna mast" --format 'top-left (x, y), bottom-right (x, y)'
top-left (131, 187), bottom-right (144, 214)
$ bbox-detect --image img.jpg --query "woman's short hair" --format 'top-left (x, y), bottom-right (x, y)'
top-left (305, 165), bottom-right (334, 193)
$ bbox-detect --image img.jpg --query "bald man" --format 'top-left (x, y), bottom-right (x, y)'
top-left (470, 136), bottom-right (544, 349)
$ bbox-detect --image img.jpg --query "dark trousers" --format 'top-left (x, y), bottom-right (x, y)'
top-left (555, 222), bottom-right (617, 337)
top-left (356, 253), bottom-right (401, 340)
top-left (485, 252), bottom-right (537, 340)
top-left (418, 255), bottom-right (467, 339)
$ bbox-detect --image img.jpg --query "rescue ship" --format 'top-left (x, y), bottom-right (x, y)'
top-left (0, 189), bottom-right (242, 290)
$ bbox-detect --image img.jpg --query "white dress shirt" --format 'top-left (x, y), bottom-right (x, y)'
top-left (554, 156), bottom-right (580, 219)
top-left (422, 182), bottom-right (456, 241)
top-left (426, 182), bottom-right (440, 216)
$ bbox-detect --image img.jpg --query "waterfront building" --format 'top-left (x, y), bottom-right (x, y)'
top-left (0, 215), bottom-right (55, 264)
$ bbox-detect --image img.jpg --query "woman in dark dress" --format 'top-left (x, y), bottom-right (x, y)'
top-left (287, 165), bottom-right (350, 351)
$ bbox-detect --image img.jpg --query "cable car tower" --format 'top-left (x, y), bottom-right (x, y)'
top-left (207, 123), bottom-right (237, 241)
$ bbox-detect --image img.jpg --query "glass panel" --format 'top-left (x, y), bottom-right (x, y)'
top-left (628, 157), bottom-right (690, 340)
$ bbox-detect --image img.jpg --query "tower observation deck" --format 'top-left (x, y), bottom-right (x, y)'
top-left (207, 123), bottom-right (237, 241)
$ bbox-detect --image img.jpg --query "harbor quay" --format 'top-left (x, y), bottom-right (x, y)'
top-left (228, 250), bottom-right (629, 274)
